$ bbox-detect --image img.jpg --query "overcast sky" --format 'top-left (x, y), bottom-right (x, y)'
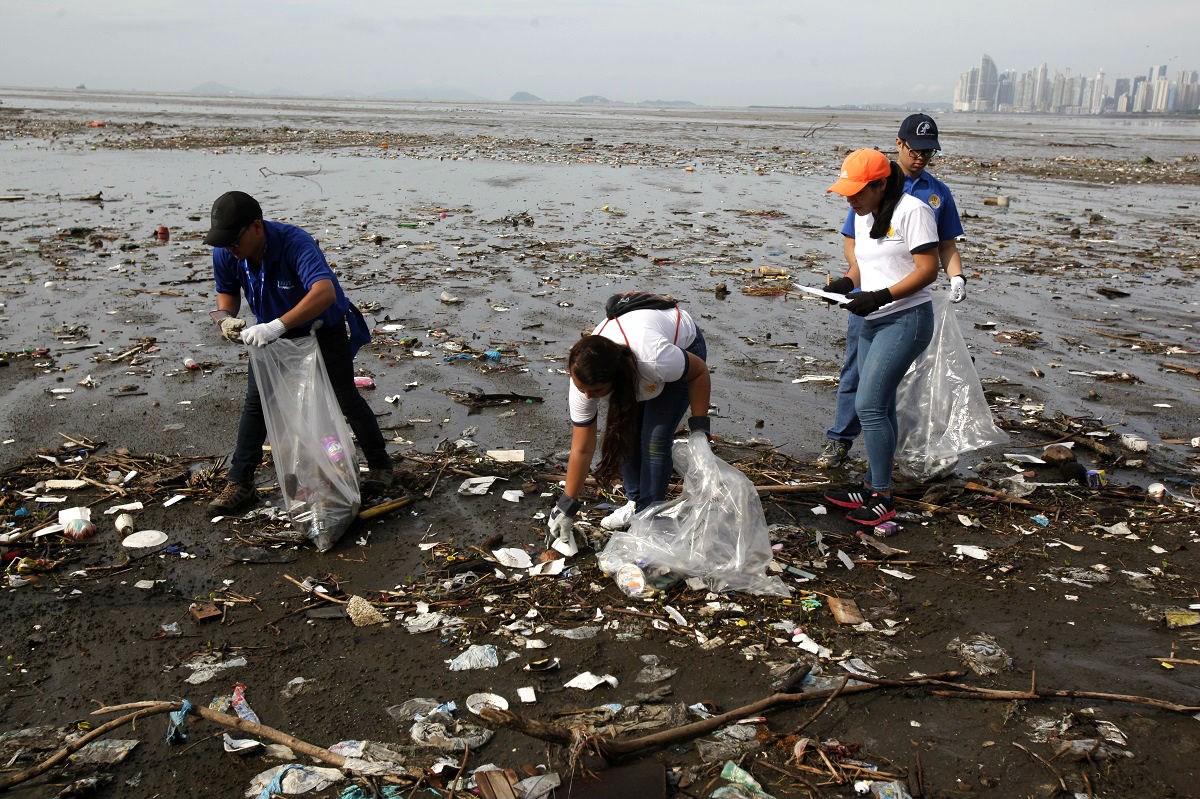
top-left (2, 0), bottom-right (1197, 106)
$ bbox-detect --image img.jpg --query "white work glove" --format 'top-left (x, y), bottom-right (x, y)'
top-left (949, 275), bottom-right (967, 304)
top-left (240, 318), bottom-right (287, 347)
top-left (546, 495), bottom-right (580, 557)
top-left (219, 317), bottom-right (247, 343)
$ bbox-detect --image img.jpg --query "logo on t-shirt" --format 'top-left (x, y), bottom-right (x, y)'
top-left (276, 280), bottom-right (295, 291)
top-left (886, 226), bottom-right (896, 238)
top-left (644, 383), bottom-right (659, 395)
top-left (927, 194), bottom-right (941, 209)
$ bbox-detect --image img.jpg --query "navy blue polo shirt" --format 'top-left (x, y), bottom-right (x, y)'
top-left (841, 170), bottom-right (964, 241)
top-left (213, 220), bottom-right (350, 333)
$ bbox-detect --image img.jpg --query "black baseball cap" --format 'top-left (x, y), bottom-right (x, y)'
top-left (204, 191), bottom-right (263, 247)
top-left (897, 113), bottom-right (941, 150)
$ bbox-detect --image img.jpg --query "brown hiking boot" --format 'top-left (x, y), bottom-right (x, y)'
top-left (207, 481), bottom-right (259, 513)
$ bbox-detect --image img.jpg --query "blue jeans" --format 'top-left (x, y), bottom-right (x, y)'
top-left (227, 324), bottom-right (391, 486)
top-left (854, 303), bottom-right (933, 493)
top-left (620, 331), bottom-right (707, 511)
top-left (826, 311), bottom-right (864, 444)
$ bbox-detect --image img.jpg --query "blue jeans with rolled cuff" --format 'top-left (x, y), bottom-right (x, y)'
top-left (826, 310), bottom-right (864, 445)
top-left (854, 303), bottom-right (933, 494)
top-left (620, 331), bottom-right (707, 511)
top-left (227, 323), bottom-right (391, 486)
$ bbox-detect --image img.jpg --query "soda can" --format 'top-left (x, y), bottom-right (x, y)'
top-left (875, 520), bottom-right (900, 538)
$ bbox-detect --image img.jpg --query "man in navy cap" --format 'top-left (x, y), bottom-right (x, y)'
top-left (204, 191), bottom-right (393, 512)
top-left (816, 113), bottom-right (967, 469)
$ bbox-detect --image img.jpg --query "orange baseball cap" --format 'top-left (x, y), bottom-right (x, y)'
top-left (826, 149), bottom-right (892, 196)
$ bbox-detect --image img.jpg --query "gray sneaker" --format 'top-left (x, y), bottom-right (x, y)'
top-left (815, 439), bottom-right (851, 469)
top-left (362, 466), bottom-right (395, 495)
top-left (207, 481), bottom-right (259, 513)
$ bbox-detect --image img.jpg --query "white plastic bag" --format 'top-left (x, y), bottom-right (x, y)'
top-left (597, 433), bottom-right (790, 597)
top-left (249, 335), bottom-right (360, 551)
top-left (895, 296), bottom-right (1006, 480)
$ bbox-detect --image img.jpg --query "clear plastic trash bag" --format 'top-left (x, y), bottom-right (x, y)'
top-left (895, 295), bottom-right (1007, 481)
top-left (598, 433), bottom-right (790, 597)
top-left (249, 334), bottom-right (360, 551)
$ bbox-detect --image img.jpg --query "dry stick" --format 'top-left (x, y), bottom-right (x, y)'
top-left (282, 573), bottom-right (349, 605)
top-left (479, 673), bottom-right (963, 760)
top-left (444, 743), bottom-right (470, 799)
top-left (90, 700), bottom-right (350, 768)
top-left (1012, 742), bottom-right (1068, 794)
top-left (792, 676), bottom-right (850, 735)
top-left (0, 701), bottom-right (176, 791)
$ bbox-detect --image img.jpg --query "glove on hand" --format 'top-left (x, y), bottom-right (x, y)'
top-left (219, 317), bottom-right (247, 343)
top-left (546, 494), bottom-right (580, 556)
top-left (826, 275), bottom-right (855, 295)
top-left (240, 319), bottom-right (287, 347)
top-left (688, 415), bottom-right (711, 438)
top-left (949, 275), bottom-right (967, 304)
top-left (845, 288), bottom-right (893, 317)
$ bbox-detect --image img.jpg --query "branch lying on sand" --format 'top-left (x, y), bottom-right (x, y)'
top-left (0, 699), bottom-right (415, 792)
top-left (478, 669), bottom-right (1200, 762)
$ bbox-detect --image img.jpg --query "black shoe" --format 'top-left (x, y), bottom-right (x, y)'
top-left (823, 484), bottom-right (870, 509)
top-left (815, 439), bottom-right (851, 469)
top-left (846, 494), bottom-right (896, 526)
top-left (207, 481), bottom-right (259, 513)
top-left (362, 466), bottom-right (395, 497)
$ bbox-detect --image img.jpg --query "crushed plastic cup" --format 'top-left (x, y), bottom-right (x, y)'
top-left (1147, 482), bottom-right (1166, 500)
top-left (614, 562), bottom-right (649, 598)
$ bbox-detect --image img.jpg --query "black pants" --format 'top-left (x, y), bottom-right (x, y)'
top-left (227, 324), bottom-right (390, 485)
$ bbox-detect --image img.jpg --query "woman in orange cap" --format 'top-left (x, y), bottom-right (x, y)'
top-left (820, 149), bottom-right (938, 526)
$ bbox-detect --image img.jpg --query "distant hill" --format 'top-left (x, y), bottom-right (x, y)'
top-left (187, 81), bottom-right (247, 97)
top-left (575, 95), bottom-right (611, 104)
top-left (510, 91), bottom-right (544, 103)
top-left (639, 99), bottom-right (697, 107)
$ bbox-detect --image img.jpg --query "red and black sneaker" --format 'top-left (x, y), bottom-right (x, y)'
top-left (846, 494), bottom-right (896, 526)
top-left (823, 485), bottom-right (870, 509)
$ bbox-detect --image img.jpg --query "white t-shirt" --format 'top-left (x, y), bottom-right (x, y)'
top-left (852, 193), bottom-right (938, 320)
top-left (568, 307), bottom-right (699, 425)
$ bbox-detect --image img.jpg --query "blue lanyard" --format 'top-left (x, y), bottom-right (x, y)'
top-left (241, 259), bottom-right (265, 316)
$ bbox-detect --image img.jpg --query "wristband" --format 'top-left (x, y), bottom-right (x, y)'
top-left (555, 494), bottom-right (580, 517)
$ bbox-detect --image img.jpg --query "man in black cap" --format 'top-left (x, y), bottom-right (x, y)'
top-left (204, 191), bottom-right (393, 512)
top-left (817, 113), bottom-right (967, 469)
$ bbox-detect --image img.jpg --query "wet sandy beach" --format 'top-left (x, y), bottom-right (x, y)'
top-left (1, 89), bottom-right (1198, 798)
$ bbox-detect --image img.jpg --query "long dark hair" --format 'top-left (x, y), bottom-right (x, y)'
top-left (569, 335), bottom-right (639, 484)
top-left (869, 162), bottom-right (905, 240)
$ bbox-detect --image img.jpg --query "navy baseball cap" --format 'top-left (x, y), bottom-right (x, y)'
top-left (204, 191), bottom-right (263, 247)
top-left (897, 113), bottom-right (941, 150)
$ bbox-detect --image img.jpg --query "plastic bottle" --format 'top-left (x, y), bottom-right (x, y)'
top-left (183, 357), bottom-right (198, 370)
top-left (322, 436), bottom-right (346, 464)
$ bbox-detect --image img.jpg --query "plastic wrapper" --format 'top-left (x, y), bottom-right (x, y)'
top-left (895, 295), bottom-right (1007, 480)
top-left (598, 433), bottom-right (789, 597)
top-left (249, 335), bottom-right (360, 552)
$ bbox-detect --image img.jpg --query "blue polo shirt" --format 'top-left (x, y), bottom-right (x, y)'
top-left (841, 170), bottom-right (963, 241)
top-left (213, 220), bottom-right (351, 333)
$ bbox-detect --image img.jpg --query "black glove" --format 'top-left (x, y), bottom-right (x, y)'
top-left (845, 288), bottom-right (893, 317)
top-left (826, 276), bottom-right (855, 295)
top-left (688, 415), bottom-right (711, 437)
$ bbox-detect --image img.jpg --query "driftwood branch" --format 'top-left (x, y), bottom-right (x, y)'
top-left (0, 702), bottom-right (175, 791)
top-left (480, 672), bottom-right (964, 760)
top-left (479, 668), bottom-right (1199, 762)
top-left (0, 698), bottom-right (386, 793)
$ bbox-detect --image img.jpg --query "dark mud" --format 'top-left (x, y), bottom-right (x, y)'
top-left (1, 90), bottom-right (1198, 799)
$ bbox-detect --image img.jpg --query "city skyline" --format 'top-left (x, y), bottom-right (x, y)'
top-left (954, 55), bottom-right (1200, 115)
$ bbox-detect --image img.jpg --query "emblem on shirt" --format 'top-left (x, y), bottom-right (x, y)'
top-left (645, 384), bottom-right (659, 394)
top-left (276, 280), bottom-right (295, 290)
top-left (927, 194), bottom-right (941, 209)
top-left (886, 226), bottom-right (896, 238)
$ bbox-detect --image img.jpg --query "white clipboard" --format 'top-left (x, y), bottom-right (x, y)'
top-left (792, 283), bottom-right (851, 305)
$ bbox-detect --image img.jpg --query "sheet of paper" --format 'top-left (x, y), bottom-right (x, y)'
top-left (792, 283), bottom-right (851, 304)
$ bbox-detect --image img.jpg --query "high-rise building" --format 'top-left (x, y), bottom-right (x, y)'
top-left (976, 55), bottom-right (999, 111)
